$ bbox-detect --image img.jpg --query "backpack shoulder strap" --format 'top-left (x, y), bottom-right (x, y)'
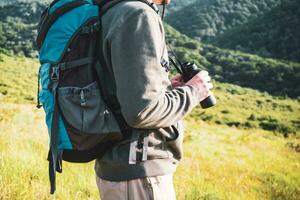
top-left (94, 31), bottom-right (132, 138)
top-left (93, 0), bottom-right (159, 137)
top-left (36, 0), bottom-right (88, 49)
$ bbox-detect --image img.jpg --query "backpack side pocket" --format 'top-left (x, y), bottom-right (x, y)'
top-left (58, 81), bottom-right (120, 134)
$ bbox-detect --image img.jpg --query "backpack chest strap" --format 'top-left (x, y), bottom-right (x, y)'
top-left (55, 57), bottom-right (94, 71)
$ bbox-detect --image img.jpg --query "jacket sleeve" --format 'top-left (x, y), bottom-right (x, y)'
top-left (107, 8), bottom-right (201, 129)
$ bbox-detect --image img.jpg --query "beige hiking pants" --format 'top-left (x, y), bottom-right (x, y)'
top-left (96, 174), bottom-right (176, 200)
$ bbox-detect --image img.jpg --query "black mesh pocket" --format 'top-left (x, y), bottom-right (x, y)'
top-left (58, 81), bottom-right (119, 134)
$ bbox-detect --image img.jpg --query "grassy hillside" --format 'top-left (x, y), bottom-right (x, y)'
top-left (0, 54), bottom-right (38, 104)
top-left (1, 52), bottom-right (299, 135)
top-left (0, 54), bottom-right (299, 199)
top-left (1, 103), bottom-right (299, 200)
top-left (2, 50), bottom-right (300, 135)
top-left (166, 0), bottom-right (281, 42)
top-left (214, 0), bottom-right (300, 62)
top-left (165, 25), bottom-right (300, 98)
top-left (0, 1), bottom-right (299, 199)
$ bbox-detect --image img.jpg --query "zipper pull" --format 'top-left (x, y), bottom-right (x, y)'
top-left (80, 90), bottom-right (86, 107)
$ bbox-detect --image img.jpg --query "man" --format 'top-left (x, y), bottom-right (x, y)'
top-left (95, 0), bottom-right (213, 199)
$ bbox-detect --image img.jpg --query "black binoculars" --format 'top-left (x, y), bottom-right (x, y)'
top-left (181, 62), bottom-right (217, 109)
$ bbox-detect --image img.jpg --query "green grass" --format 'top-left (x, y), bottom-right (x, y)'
top-left (191, 83), bottom-right (300, 137)
top-left (0, 104), bottom-right (99, 200)
top-left (175, 120), bottom-right (300, 200)
top-left (0, 54), bottom-right (38, 104)
top-left (0, 54), bottom-right (299, 199)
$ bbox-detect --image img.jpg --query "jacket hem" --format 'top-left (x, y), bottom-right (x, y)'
top-left (94, 158), bottom-right (178, 181)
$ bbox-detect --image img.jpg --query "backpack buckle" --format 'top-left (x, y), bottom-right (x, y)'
top-left (51, 66), bottom-right (60, 81)
top-left (91, 21), bottom-right (101, 32)
top-left (80, 90), bottom-right (87, 107)
top-left (80, 21), bottom-right (101, 34)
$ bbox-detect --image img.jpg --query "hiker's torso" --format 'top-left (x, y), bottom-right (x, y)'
top-left (95, 0), bottom-right (185, 181)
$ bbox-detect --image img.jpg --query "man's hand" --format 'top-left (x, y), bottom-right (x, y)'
top-left (185, 70), bottom-right (213, 102)
top-left (171, 71), bottom-right (213, 101)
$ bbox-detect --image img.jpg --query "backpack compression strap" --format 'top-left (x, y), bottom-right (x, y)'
top-left (48, 65), bottom-right (62, 194)
top-left (36, 0), bottom-right (88, 50)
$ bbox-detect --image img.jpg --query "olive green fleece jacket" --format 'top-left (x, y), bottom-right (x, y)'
top-left (95, 0), bottom-right (201, 181)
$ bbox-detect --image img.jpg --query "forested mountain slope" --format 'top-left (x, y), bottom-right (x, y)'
top-left (165, 25), bottom-right (300, 98)
top-left (0, 0), bottom-right (194, 56)
top-left (0, 1), bottom-right (46, 57)
top-left (0, 1), bottom-right (299, 98)
top-left (165, 0), bottom-right (198, 14)
top-left (213, 0), bottom-right (300, 62)
top-left (166, 0), bottom-right (282, 42)
top-left (0, 0), bottom-right (49, 6)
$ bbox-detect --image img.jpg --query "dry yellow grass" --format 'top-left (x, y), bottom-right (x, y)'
top-left (0, 103), bottom-right (299, 200)
top-left (175, 118), bottom-right (300, 199)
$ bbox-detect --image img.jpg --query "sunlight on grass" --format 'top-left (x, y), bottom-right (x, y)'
top-left (0, 104), bottom-right (99, 200)
top-left (174, 119), bottom-right (300, 200)
top-left (0, 104), bottom-right (299, 200)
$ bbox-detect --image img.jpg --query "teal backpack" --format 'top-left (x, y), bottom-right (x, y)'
top-left (36, 0), bottom-right (159, 194)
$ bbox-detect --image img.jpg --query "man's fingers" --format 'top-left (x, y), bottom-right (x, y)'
top-left (185, 71), bottom-right (214, 102)
top-left (198, 71), bottom-right (211, 80)
top-left (199, 70), bottom-right (209, 76)
top-left (197, 73), bottom-right (211, 84)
